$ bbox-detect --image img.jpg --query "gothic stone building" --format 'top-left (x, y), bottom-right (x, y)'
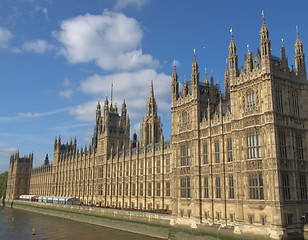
top-left (7, 17), bottom-right (308, 239)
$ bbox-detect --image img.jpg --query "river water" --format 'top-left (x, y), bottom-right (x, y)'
top-left (0, 206), bottom-right (159, 240)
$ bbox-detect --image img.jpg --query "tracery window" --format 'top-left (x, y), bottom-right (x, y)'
top-left (166, 181), bottom-right (170, 197)
top-left (139, 183), bottom-right (143, 196)
top-left (166, 157), bottom-right (170, 173)
top-left (227, 138), bottom-right (233, 162)
top-left (180, 177), bottom-right (190, 198)
top-left (216, 176), bottom-right (221, 198)
top-left (180, 145), bottom-right (190, 166)
top-left (156, 182), bottom-right (161, 196)
top-left (157, 159), bottom-right (161, 174)
top-left (229, 175), bottom-right (235, 199)
top-left (276, 89), bottom-right (283, 114)
top-left (247, 90), bottom-right (256, 109)
top-left (249, 173), bottom-right (264, 199)
top-left (203, 144), bottom-right (208, 164)
top-left (215, 141), bottom-right (220, 163)
top-left (282, 173), bottom-right (290, 200)
top-left (182, 111), bottom-right (188, 125)
top-left (300, 175), bottom-right (307, 200)
top-left (296, 134), bottom-right (304, 160)
top-left (247, 131), bottom-right (261, 159)
top-left (279, 132), bottom-right (287, 159)
top-left (148, 182), bottom-right (152, 196)
top-left (292, 92), bottom-right (299, 116)
top-left (204, 176), bottom-right (209, 198)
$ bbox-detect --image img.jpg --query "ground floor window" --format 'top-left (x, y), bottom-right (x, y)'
top-left (249, 173), bottom-right (264, 199)
top-left (180, 177), bottom-right (190, 198)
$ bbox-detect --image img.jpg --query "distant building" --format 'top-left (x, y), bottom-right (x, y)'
top-left (7, 16), bottom-right (308, 239)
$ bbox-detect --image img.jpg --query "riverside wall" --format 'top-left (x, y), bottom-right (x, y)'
top-left (4, 200), bottom-right (275, 240)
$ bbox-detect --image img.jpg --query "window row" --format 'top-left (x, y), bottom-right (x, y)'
top-left (98, 181), bottom-right (171, 197)
top-left (278, 132), bottom-right (304, 160)
top-left (99, 157), bottom-right (171, 179)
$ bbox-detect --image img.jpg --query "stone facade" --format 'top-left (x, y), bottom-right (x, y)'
top-left (7, 16), bottom-right (308, 239)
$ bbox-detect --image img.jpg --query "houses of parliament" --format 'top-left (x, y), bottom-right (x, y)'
top-left (6, 16), bottom-right (308, 239)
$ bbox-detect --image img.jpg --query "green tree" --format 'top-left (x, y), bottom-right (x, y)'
top-left (0, 171), bottom-right (8, 197)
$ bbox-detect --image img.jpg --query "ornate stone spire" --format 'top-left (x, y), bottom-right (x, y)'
top-left (146, 80), bottom-right (157, 116)
top-left (191, 48), bottom-right (199, 85)
top-left (280, 38), bottom-right (289, 71)
top-left (228, 28), bottom-right (238, 77)
top-left (246, 44), bottom-right (252, 72)
top-left (294, 26), bottom-right (307, 80)
top-left (204, 68), bottom-right (209, 86)
top-left (259, 10), bottom-right (271, 72)
top-left (171, 60), bottom-right (179, 102)
top-left (224, 60), bottom-right (229, 94)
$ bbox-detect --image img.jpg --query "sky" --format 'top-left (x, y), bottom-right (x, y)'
top-left (0, 0), bottom-right (307, 173)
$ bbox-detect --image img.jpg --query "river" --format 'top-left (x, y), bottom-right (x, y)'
top-left (0, 206), bottom-right (159, 240)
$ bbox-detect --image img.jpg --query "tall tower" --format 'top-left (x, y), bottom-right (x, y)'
top-left (140, 80), bottom-right (162, 146)
top-left (294, 27), bottom-right (307, 81)
top-left (6, 152), bottom-right (33, 200)
top-left (97, 95), bottom-right (130, 159)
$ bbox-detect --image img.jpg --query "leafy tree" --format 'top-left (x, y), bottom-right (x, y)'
top-left (0, 172), bottom-right (8, 197)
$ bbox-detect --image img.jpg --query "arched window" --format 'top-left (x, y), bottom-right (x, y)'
top-left (247, 90), bottom-right (256, 109)
top-left (292, 91), bottom-right (299, 116)
top-left (276, 88), bottom-right (283, 114)
top-left (182, 111), bottom-right (188, 125)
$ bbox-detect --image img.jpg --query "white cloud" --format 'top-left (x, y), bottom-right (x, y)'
top-left (33, 6), bottom-right (48, 20)
top-left (55, 10), bottom-right (158, 71)
top-left (0, 26), bottom-right (13, 48)
top-left (62, 78), bottom-right (71, 87)
top-left (114, 0), bottom-right (149, 10)
top-left (69, 101), bottom-right (97, 122)
top-left (22, 39), bottom-right (54, 54)
top-left (18, 112), bottom-right (41, 118)
top-left (59, 89), bottom-right (73, 99)
top-left (0, 147), bottom-right (17, 158)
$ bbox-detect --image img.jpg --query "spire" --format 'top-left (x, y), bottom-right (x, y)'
top-left (191, 48), bottom-right (199, 85)
top-left (150, 79), bottom-right (154, 99)
top-left (224, 60), bottom-right (229, 95)
top-left (228, 28), bottom-right (238, 77)
top-left (260, 10), bottom-right (269, 40)
top-left (96, 99), bottom-right (101, 118)
top-left (280, 38), bottom-right (289, 71)
top-left (204, 67), bottom-right (209, 86)
top-left (171, 60), bottom-right (179, 102)
top-left (210, 70), bottom-right (214, 86)
top-left (246, 44), bottom-right (252, 73)
top-left (294, 26), bottom-right (307, 80)
top-left (146, 80), bottom-right (157, 116)
top-left (259, 10), bottom-right (271, 72)
top-left (183, 75), bottom-right (187, 95)
top-left (172, 60), bottom-right (178, 82)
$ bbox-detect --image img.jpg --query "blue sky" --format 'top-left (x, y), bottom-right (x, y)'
top-left (0, 0), bottom-right (307, 172)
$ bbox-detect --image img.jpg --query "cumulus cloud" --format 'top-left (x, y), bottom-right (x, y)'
top-left (22, 39), bottom-right (54, 54)
top-left (62, 78), bottom-right (71, 87)
top-left (0, 26), bottom-right (13, 48)
top-left (114, 0), bottom-right (149, 10)
top-left (69, 101), bottom-right (98, 122)
top-left (33, 6), bottom-right (48, 20)
top-left (59, 89), bottom-right (73, 99)
top-left (55, 10), bottom-right (158, 71)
